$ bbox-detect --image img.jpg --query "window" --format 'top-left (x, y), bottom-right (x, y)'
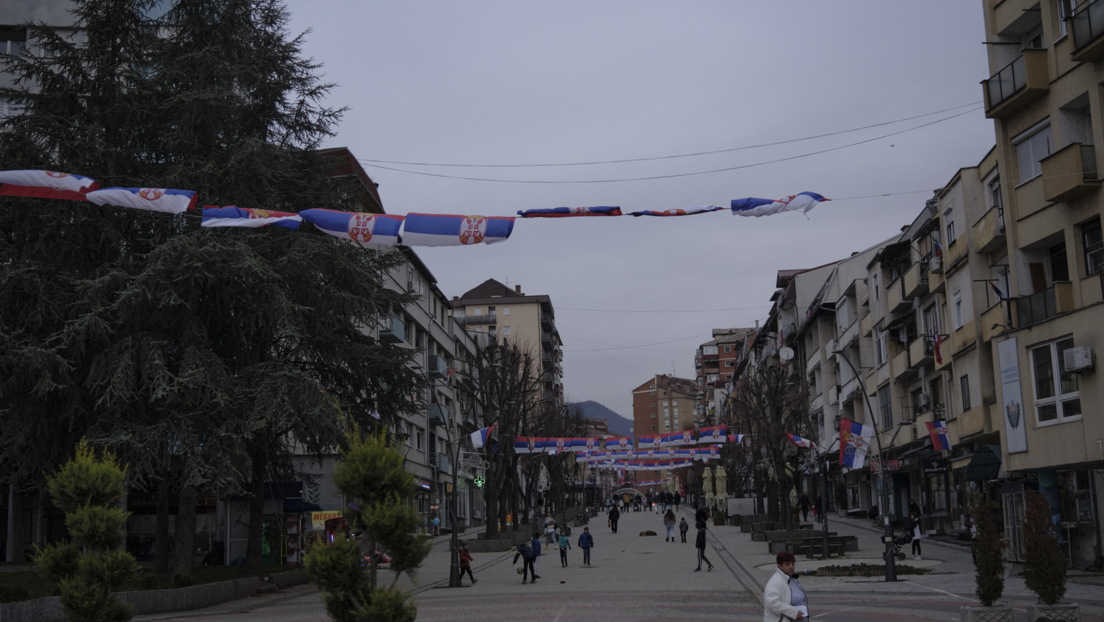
top-left (1031, 338), bottom-right (1081, 424)
top-left (929, 377), bottom-right (943, 414)
top-left (651, 413), bottom-right (656, 418)
top-left (650, 403), bottom-right (655, 407)
top-left (872, 271), bottom-right (881, 301)
top-left (944, 207), bottom-right (956, 244)
top-left (923, 304), bottom-right (941, 335)
top-left (503, 326), bottom-right (510, 335)
top-left (663, 400), bottom-right (669, 406)
top-left (651, 425), bottom-right (656, 430)
top-left (1051, 241), bottom-right (1070, 282)
top-left (1083, 219), bottom-right (1103, 275)
top-left (0, 29), bottom-right (27, 57)
top-left (911, 388), bottom-right (926, 414)
top-left (875, 322), bottom-right (888, 366)
top-left (503, 306), bottom-right (510, 315)
top-left (960, 375), bottom-right (972, 412)
top-left (953, 292), bottom-right (963, 329)
top-left (724, 346), bottom-right (731, 353)
top-left (473, 308), bottom-right (482, 316)
top-left (650, 392), bottom-right (655, 396)
top-left (989, 175), bottom-right (1004, 227)
top-left (837, 297), bottom-right (851, 333)
top-left (1015, 121), bottom-right (1052, 182)
top-left (416, 427), bottom-right (424, 451)
top-left (878, 385), bottom-right (893, 430)
top-left (1058, 0), bottom-right (1071, 38)
top-left (663, 409), bottom-right (669, 418)
top-left (664, 422), bottom-right (670, 430)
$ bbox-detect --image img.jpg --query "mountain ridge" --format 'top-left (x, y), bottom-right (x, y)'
top-left (568, 400), bottom-right (633, 437)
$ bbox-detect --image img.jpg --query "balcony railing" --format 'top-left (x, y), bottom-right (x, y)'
top-left (1016, 287), bottom-right (1057, 328)
top-left (982, 49), bottom-right (1048, 119)
top-left (1072, 0), bottom-right (1104, 63)
top-left (428, 404), bottom-right (449, 427)
top-left (462, 313), bottom-right (496, 326)
top-left (1041, 143), bottom-right (1100, 203)
top-left (973, 205), bottom-right (1006, 255)
top-left (379, 314), bottom-right (405, 344)
top-left (428, 355), bottom-right (448, 378)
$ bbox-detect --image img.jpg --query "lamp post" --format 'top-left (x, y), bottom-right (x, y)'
top-left (818, 437), bottom-right (840, 560)
top-left (832, 349), bottom-right (897, 582)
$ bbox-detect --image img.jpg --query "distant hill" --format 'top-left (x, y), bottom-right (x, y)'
top-left (569, 400), bottom-right (634, 437)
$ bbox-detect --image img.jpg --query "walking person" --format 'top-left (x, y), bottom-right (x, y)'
top-left (679, 517), bottom-right (689, 543)
top-left (695, 501), bottom-right (709, 526)
top-left (799, 493), bottom-right (810, 523)
top-left (694, 521), bottom-right (714, 571)
top-left (545, 520), bottom-right (557, 550)
top-left (608, 504), bottom-right (620, 534)
top-left (578, 526), bottom-right (594, 565)
top-left (674, 491), bottom-right (681, 512)
top-left (458, 543), bottom-right (477, 585)
top-left (663, 509), bottom-right (677, 541)
top-left (530, 533), bottom-right (542, 578)
top-left (764, 551), bottom-right (808, 620)
top-left (909, 512), bottom-right (923, 560)
top-left (512, 542), bottom-right (537, 584)
top-left (908, 499), bottom-right (922, 521)
top-left (558, 529), bottom-right (571, 567)
top-left (665, 491), bottom-right (674, 513)
top-left (814, 495), bottom-right (823, 524)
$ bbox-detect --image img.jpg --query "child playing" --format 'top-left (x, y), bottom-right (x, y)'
top-left (545, 520), bottom-right (557, 549)
top-left (558, 529), bottom-right (571, 567)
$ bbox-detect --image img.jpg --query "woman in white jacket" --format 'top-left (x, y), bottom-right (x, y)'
top-left (763, 551), bottom-right (807, 621)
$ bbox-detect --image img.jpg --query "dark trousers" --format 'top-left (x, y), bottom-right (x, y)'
top-left (460, 567), bottom-right (475, 582)
top-left (521, 559), bottom-right (535, 581)
top-left (801, 508), bottom-right (808, 521)
top-left (912, 539), bottom-right (922, 556)
top-left (697, 548), bottom-right (712, 569)
top-left (560, 548), bottom-right (568, 566)
top-left (582, 548), bottom-right (591, 564)
top-left (610, 520), bottom-right (618, 533)
top-left (680, 530), bottom-right (687, 543)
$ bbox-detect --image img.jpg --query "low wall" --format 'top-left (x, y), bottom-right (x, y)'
top-left (0, 576), bottom-right (262, 622)
top-left (268, 568), bottom-right (311, 590)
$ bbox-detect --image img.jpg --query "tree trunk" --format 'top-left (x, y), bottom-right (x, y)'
top-left (173, 479), bottom-right (197, 577)
top-left (244, 447), bottom-right (267, 568)
top-left (153, 470), bottom-right (172, 574)
top-left (9, 486), bottom-right (24, 563)
top-left (30, 491), bottom-right (43, 552)
top-left (482, 487), bottom-right (499, 539)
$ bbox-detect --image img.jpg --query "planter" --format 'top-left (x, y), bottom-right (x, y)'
top-left (959, 605), bottom-right (1013, 622)
top-left (1026, 603), bottom-right (1080, 621)
top-left (713, 515), bottom-right (725, 527)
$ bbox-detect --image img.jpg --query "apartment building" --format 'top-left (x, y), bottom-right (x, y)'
top-left (693, 328), bottom-right (755, 426)
top-left (631, 374), bottom-right (696, 489)
top-left (451, 279), bottom-right (564, 405)
top-left (979, 0), bottom-right (1104, 567)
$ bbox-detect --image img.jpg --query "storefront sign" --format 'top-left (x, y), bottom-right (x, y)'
top-left (868, 459), bottom-right (900, 472)
top-left (923, 458), bottom-right (950, 476)
top-left (310, 510), bottom-right (343, 531)
top-left (998, 338), bottom-right (1028, 454)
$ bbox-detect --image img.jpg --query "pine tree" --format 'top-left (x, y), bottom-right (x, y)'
top-left (305, 429), bottom-right (429, 622)
top-left (0, 0), bottom-right (421, 573)
top-left (971, 497), bottom-right (1006, 607)
top-left (1022, 491), bottom-right (1066, 605)
top-left (36, 440), bottom-right (142, 622)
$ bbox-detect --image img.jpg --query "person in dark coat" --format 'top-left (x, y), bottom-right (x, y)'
top-left (577, 526), bottom-right (594, 565)
top-left (695, 502), bottom-right (709, 526)
top-left (694, 521), bottom-right (714, 571)
top-left (908, 500), bottom-right (922, 520)
top-left (679, 517), bottom-right (690, 543)
top-left (512, 543), bottom-right (537, 584)
top-left (458, 543), bottom-right (476, 585)
top-left (798, 494), bottom-right (810, 522)
top-left (814, 495), bottom-right (823, 524)
top-left (665, 491), bottom-right (674, 509)
top-left (608, 505), bottom-right (620, 533)
top-left (674, 491), bottom-right (682, 512)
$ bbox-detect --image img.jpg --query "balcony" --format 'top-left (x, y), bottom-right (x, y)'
top-left (956, 404), bottom-right (987, 439)
top-left (436, 452), bottom-right (451, 475)
top-left (891, 348), bottom-right (911, 381)
top-left (913, 411), bottom-right (935, 443)
top-left (464, 313), bottom-right (496, 326)
top-left (887, 277), bottom-right (912, 314)
top-left (839, 319), bottom-right (860, 350)
top-left (379, 314), bottom-right (405, 344)
top-left (990, 0), bottom-right (1035, 36)
top-left (841, 376), bottom-right (863, 405)
top-left (1041, 143), bottom-right (1100, 203)
top-left (983, 49), bottom-right (1048, 119)
top-left (428, 404), bottom-right (449, 427)
top-left (865, 371), bottom-right (878, 397)
top-left (981, 300), bottom-right (1016, 342)
top-left (904, 261), bottom-right (929, 298)
top-left (541, 331), bottom-right (553, 349)
top-left (428, 355), bottom-right (448, 378)
top-left (951, 319), bottom-right (977, 356)
top-left (909, 336), bottom-right (933, 369)
top-left (1015, 283), bottom-right (1075, 328)
top-left (806, 348), bottom-right (820, 373)
top-left (1072, 0), bottom-right (1104, 63)
top-left (861, 312), bottom-right (873, 337)
top-left (973, 205), bottom-right (1006, 255)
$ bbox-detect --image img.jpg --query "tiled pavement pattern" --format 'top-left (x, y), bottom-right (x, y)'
top-left (134, 507), bottom-right (1104, 621)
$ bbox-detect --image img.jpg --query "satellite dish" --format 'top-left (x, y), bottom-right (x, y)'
top-left (779, 347), bottom-right (795, 362)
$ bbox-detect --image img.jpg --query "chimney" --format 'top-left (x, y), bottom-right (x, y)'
top-left (452, 296), bottom-right (458, 301)
top-left (515, 285), bottom-right (522, 294)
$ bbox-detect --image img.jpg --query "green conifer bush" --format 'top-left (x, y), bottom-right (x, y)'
top-left (36, 440), bottom-right (141, 622)
top-left (1022, 491), bottom-right (1067, 605)
top-left (970, 497), bottom-right (1005, 607)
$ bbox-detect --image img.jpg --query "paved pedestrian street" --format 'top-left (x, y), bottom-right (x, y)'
top-left (136, 508), bottom-right (1104, 622)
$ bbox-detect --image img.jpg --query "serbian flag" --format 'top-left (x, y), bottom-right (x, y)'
top-left (933, 241), bottom-right (943, 258)
top-left (926, 421), bottom-right (951, 451)
top-left (933, 333), bottom-right (943, 365)
top-left (570, 438), bottom-right (600, 452)
top-left (0, 170), bottom-right (99, 201)
top-left (699, 425), bottom-right (727, 443)
top-left (514, 436), bottom-right (546, 454)
top-left (989, 281), bottom-right (1004, 299)
top-left (546, 438), bottom-right (572, 453)
top-left (787, 433), bottom-right (815, 449)
top-left (402, 213), bottom-right (514, 246)
top-left (299, 209), bottom-right (403, 246)
top-left (86, 187), bottom-right (197, 214)
top-left (201, 206), bottom-right (302, 230)
top-left (629, 206), bottom-right (721, 217)
top-left (605, 436), bottom-right (631, 450)
top-left (727, 434), bottom-right (747, 444)
top-left (638, 434), bottom-right (663, 449)
top-left (469, 424), bottom-right (496, 449)
top-left (731, 192), bottom-right (827, 218)
top-left (839, 419), bottom-right (874, 469)
top-left (516, 206), bottom-right (622, 218)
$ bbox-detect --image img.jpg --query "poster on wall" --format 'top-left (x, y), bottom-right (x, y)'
top-left (998, 337), bottom-right (1028, 454)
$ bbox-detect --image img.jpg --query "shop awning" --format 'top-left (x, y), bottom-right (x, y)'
top-left (965, 445), bottom-right (1002, 481)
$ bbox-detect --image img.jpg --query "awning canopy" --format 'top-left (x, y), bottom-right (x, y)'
top-left (966, 445), bottom-right (1002, 481)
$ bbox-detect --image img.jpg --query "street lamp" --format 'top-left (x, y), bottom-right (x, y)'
top-left (817, 437), bottom-right (840, 560)
top-left (831, 349), bottom-right (897, 582)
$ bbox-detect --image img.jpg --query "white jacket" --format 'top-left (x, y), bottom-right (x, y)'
top-left (763, 568), bottom-right (802, 622)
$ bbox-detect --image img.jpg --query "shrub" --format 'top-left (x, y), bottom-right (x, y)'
top-left (970, 497), bottom-right (1005, 607)
top-left (171, 574), bottom-right (195, 589)
top-left (1022, 491), bottom-right (1067, 605)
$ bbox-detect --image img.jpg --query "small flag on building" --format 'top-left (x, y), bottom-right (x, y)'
top-left (925, 421), bottom-right (951, 451)
top-left (786, 433), bottom-right (815, 449)
top-left (470, 424), bottom-right (497, 449)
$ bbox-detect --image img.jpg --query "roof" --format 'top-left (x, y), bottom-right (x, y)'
top-left (453, 279), bottom-right (554, 310)
top-left (317, 147), bottom-right (384, 214)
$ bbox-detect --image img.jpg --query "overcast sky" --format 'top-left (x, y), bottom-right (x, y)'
top-left (284, 1), bottom-right (994, 420)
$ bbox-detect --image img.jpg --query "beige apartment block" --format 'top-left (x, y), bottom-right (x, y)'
top-left (693, 328), bottom-right (755, 426)
top-left (631, 374), bottom-right (696, 491)
top-left (981, 0), bottom-right (1104, 566)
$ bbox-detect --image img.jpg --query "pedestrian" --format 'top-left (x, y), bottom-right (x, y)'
top-left (512, 542), bottom-right (537, 584)
top-left (458, 543), bottom-right (477, 585)
top-left (545, 520), bottom-right (557, 549)
top-left (909, 500), bottom-right (923, 521)
top-left (674, 491), bottom-right (682, 512)
top-left (431, 515), bottom-right (441, 536)
top-left (530, 533), bottom-right (542, 578)
top-left (608, 504), bottom-right (620, 533)
top-left (694, 521), bottom-right (714, 571)
top-left (578, 526), bottom-right (594, 565)
top-left (646, 491), bottom-right (653, 510)
top-left (764, 551), bottom-right (808, 620)
top-left (799, 493), bottom-right (810, 522)
top-left (695, 501), bottom-right (709, 526)
top-left (679, 517), bottom-right (689, 543)
top-left (663, 509), bottom-right (677, 542)
top-left (558, 529), bottom-right (571, 567)
top-left (909, 512), bottom-right (923, 560)
top-left (814, 495), bottom-right (823, 524)
top-left (605, 497), bottom-right (612, 513)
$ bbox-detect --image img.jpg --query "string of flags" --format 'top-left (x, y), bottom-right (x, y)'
top-left (0, 169), bottom-right (829, 249)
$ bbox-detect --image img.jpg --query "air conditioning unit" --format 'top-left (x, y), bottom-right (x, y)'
top-left (918, 392), bottom-right (931, 410)
top-left (929, 256), bottom-right (943, 274)
top-left (1063, 346), bottom-right (1094, 373)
